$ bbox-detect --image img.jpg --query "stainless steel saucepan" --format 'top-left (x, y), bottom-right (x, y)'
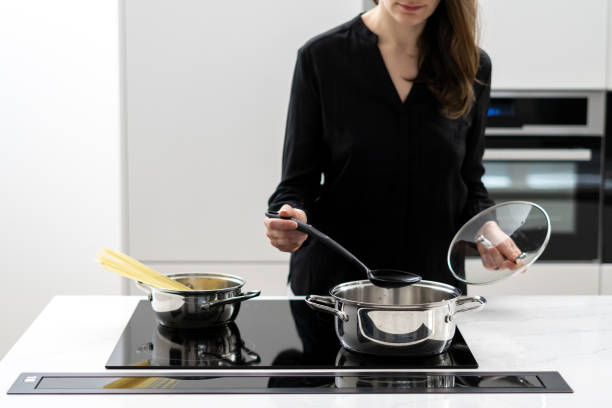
top-left (304, 201), bottom-right (555, 356)
top-left (306, 279), bottom-right (485, 356)
top-left (137, 272), bottom-right (260, 330)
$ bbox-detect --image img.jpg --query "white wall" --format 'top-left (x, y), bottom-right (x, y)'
top-left (480, 0), bottom-right (608, 90)
top-left (0, 1), bottom-right (123, 359)
top-left (123, 0), bottom-right (363, 295)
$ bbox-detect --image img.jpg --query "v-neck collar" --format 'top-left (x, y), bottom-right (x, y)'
top-left (352, 13), bottom-right (429, 111)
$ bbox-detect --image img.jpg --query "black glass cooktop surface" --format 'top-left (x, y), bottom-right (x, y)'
top-left (105, 300), bottom-right (478, 369)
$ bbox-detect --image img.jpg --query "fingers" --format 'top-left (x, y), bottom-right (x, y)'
top-left (501, 259), bottom-right (519, 270)
top-left (264, 204), bottom-right (308, 252)
top-left (488, 247), bottom-right (506, 269)
top-left (265, 229), bottom-right (307, 252)
top-left (478, 221), bottom-right (509, 246)
top-left (496, 238), bottom-right (521, 261)
top-left (278, 203), bottom-right (293, 217)
top-left (496, 238), bottom-right (524, 270)
top-left (264, 217), bottom-right (298, 231)
top-left (476, 243), bottom-right (491, 269)
top-left (279, 204), bottom-right (307, 222)
top-left (476, 243), bottom-right (505, 270)
top-left (476, 222), bottom-right (526, 271)
top-left (265, 228), bottom-right (303, 242)
top-left (478, 247), bottom-right (524, 271)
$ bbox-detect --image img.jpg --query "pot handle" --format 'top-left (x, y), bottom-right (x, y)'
top-left (305, 295), bottom-right (349, 322)
top-left (135, 281), bottom-right (153, 301)
top-left (201, 290), bottom-right (261, 310)
top-left (454, 295), bottom-right (487, 316)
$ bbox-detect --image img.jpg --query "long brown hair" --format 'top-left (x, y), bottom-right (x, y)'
top-left (373, 0), bottom-right (481, 119)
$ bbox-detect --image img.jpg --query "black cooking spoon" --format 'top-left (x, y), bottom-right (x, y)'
top-left (265, 211), bottom-right (421, 288)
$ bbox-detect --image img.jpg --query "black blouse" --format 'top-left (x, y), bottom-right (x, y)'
top-left (268, 14), bottom-right (494, 295)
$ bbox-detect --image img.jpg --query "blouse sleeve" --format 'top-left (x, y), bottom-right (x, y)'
top-left (458, 51), bottom-right (495, 226)
top-left (267, 47), bottom-right (324, 216)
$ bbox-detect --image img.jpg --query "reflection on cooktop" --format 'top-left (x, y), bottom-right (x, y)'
top-left (139, 322), bottom-right (261, 367)
top-left (105, 300), bottom-right (478, 369)
top-left (9, 372), bottom-right (573, 394)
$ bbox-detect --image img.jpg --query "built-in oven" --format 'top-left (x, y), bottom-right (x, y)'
top-left (601, 92), bottom-right (612, 294)
top-left (482, 91), bottom-right (605, 261)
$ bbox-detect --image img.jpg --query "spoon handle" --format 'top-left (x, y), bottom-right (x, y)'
top-left (265, 211), bottom-right (370, 273)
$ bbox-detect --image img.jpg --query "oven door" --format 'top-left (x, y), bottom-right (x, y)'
top-left (482, 136), bottom-right (601, 261)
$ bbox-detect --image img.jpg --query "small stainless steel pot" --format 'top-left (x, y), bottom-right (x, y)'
top-left (305, 280), bottom-right (485, 357)
top-left (136, 272), bottom-right (260, 329)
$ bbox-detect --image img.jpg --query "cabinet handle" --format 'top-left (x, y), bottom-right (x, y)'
top-left (483, 148), bottom-right (592, 161)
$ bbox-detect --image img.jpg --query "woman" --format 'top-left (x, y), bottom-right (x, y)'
top-left (265, 0), bottom-right (518, 295)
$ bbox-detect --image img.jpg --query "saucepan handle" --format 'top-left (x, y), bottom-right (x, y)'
top-left (454, 295), bottom-right (487, 315)
top-left (305, 295), bottom-right (348, 322)
top-left (201, 290), bottom-right (261, 310)
top-left (135, 281), bottom-right (153, 301)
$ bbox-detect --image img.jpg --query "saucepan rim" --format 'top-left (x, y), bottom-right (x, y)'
top-left (143, 272), bottom-right (246, 295)
top-left (329, 279), bottom-right (463, 309)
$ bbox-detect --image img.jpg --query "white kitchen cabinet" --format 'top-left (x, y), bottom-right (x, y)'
top-left (601, 264), bottom-right (612, 294)
top-left (608, 0), bottom-right (612, 89)
top-left (467, 262), bottom-right (600, 296)
top-left (480, 0), bottom-right (607, 90)
top-left (124, 0), bottom-right (363, 262)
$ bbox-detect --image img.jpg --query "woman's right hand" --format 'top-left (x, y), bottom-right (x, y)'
top-left (264, 204), bottom-right (308, 252)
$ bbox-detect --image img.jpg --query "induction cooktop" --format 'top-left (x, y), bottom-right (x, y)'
top-left (105, 299), bottom-right (478, 370)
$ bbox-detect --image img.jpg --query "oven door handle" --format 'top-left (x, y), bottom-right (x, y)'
top-left (483, 148), bottom-right (592, 161)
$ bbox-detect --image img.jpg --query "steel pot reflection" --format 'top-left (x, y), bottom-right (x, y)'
top-left (335, 373), bottom-right (455, 390)
top-left (335, 345), bottom-right (453, 368)
top-left (139, 322), bottom-right (260, 367)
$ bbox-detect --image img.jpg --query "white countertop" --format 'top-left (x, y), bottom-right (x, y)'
top-left (1, 295), bottom-right (611, 407)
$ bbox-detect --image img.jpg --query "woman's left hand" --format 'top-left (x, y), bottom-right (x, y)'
top-left (475, 221), bottom-right (525, 271)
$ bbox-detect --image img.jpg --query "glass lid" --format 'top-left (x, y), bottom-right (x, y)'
top-left (447, 201), bottom-right (551, 285)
